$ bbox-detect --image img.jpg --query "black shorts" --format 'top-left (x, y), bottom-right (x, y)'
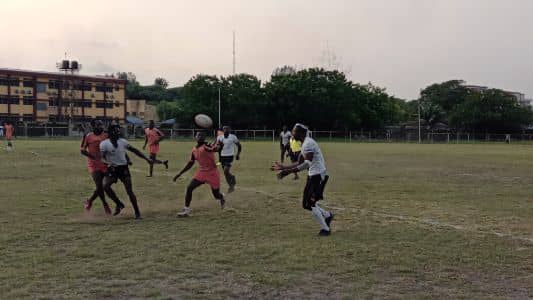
top-left (302, 174), bottom-right (329, 210)
top-left (290, 151), bottom-right (301, 163)
top-left (220, 156), bottom-right (234, 167)
top-left (106, 165), bottom-right (131, 183)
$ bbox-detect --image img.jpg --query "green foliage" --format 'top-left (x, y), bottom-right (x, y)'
top-left (419, 80), bottom-right (532, 132)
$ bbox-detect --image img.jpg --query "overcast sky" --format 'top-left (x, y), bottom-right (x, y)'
top-left (2, 0), bottom-right (532, 99)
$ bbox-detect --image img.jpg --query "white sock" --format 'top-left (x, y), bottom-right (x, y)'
top-left (311, 207), bottom-right (330, 231)
top-left (315, 204), bottom-right (331, 219)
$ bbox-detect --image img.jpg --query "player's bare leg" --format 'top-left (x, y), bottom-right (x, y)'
top-left (103, 176), bottom-right (125, 216)
top-left (178, 179), bottom-right (203, 217)
top-left (223, 165), bottom-right (236, 193)
top-left (121, 176), bottom-right (142, 219)
top-left (148, 153), bottom-right (168, 177)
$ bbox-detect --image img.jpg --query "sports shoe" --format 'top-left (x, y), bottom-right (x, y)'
top-left (84, 199), bottom-right (93, 211)
top-left (177, 207), bottom-right (192, 217)
top-left (103, 203), bottom-right (112, 215)
top-left (113, 202), bottom-right (125, 216)
top-left (164, 160), bottom-right (169, 170)
top-left (318, 229), bottom-right (331, 236)
top-left (228, 185), bottom-right (235, 194)
top-left (135, 215), bottom-right (142, 220)
top-left (325, 212), bottom-right (334, 228)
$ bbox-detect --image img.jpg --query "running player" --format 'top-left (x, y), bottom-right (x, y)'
top-left (288, 135), bottom-right (302, 180)
top-left (4, 121), bottom-right (14, 150)
top-left (173, 131), bottom-right (225, 217)
top-left (217, 126), bottom-right (242, 193)
top-left (80, 119), bottom-right (114, 214)
top-left (143, 120), bottom-right (169, 177)
top-left (271, 123), bottom-right (334, 236)
top-left (280, 125), bottom-right (292, 163)
top-left (100, 124), bottom-right (152, 219)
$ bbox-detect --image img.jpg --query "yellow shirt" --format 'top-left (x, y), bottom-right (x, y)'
top-left (289, 138), bottom-right (301, 152)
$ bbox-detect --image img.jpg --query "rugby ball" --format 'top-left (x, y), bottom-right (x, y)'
top-left (194, 114), bottom-right (213, 129)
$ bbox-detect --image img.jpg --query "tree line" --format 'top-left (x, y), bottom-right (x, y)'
top-left (118, 70), bottom-right (532, 132)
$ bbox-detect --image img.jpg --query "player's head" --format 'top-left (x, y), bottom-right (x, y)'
top-left (149, 120), bottom-right (155, 129)
top-left (91, 119), bottom-right (104, 134)
top-left (292, 123), bottom-right (308, 141)
top-left (223, 126), bottom-right (231, 135)
top-left (282, 125), bottom-right (287, 131)
top-left (195, 131), bottom-right (206, 143)
top-left (108, 124), bottom-right (121, 141)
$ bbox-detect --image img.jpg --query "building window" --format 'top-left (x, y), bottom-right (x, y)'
top-left (10, 96), bottom-right (20, 104)
top-left (49, 99), bottom-right (58, 106)
top-left (36, 103), bottom-right (48, 111)
top-left (10, 79), bottom-right (20, 86)
top-left (0, 78), bottom-right (9, 86)
top-left (96, 85), bottom-right (113, 93)
top-left (36, 83), bottom-right (47, 93)
top-left (23, 96), bottom-right (34, 105)
top-left (83, 101), bottom-right (92, 108)
top-left (0, 96), bottom-right (9, 104)
top-left (23, 80), bottom-right (35, 87)
top-left (114, 85), bottom-right (120, 91)
top-left (83, 83), bottom-right (92, 91)
top-left (96, 101), bottom-right (114, 109)
top-left (23, 114), bottom-right (34, 122)
top-left (48, 81), bottom-right (60, 89)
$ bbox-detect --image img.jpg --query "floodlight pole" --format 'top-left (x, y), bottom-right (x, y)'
top-left (418, 98), bottom-right (421, 144)
top-left (218, 87), bottom-right (221, 128)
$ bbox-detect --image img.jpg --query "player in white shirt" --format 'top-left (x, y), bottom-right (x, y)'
top-left (272, 123), bottom-right (334, 236)
top-left (279, 125), bottom-right (292, 163)
top-left (100, 124), bottom-right (153, 219)
top-left (216, 126), bottom-right (242, 193)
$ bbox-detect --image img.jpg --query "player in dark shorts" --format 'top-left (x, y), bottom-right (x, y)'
top-left (173, 131), bottom-right (225, 217)
top-left (279, 125), bottom-right (292, 163)
top-left (272, 123), bottom-right (334, 236)
top-left (100, 124), bottom-right (152, 219)
top-left (217, 126), bottom-right (242, 193)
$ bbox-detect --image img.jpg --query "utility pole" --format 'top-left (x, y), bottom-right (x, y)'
top-left (418, 98), bottom-right (422, 144)
top-left (218, 87), bottom-right (221, 128)
top-left (232, 31), bottom-right (236, 75)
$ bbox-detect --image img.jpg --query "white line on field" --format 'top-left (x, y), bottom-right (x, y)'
top-left (131, 167), bottom-right (533, 244)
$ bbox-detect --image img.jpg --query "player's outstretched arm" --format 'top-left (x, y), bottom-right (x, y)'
top-left (277, 153), bottom-right (312, 179)
top-left (142, 134), bottom-right (148, 150)
top-left (173, 156), bottom-right (195, 181)
top-left (126, 145), bottom-right (152, 164)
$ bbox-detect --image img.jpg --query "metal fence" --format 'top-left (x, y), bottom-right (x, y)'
top-left (7, 126), bottom-right (533, 143)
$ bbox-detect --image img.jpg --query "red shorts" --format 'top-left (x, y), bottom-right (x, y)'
top-left (88, 160), bottom-right (108, 174)
top-left (149, 144), bottom-right (160, 155)
top-left (194, 169), bottom-right (220, 189)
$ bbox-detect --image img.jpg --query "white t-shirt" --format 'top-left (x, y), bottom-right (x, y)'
top-left (280, 131), bottom-right (292, 145)
top-left (100, 138), bottom-right (129, 166)
top-left (301, 137), bottom-right (326, 176)
top-left (217, 134), bottom-right (239, 157)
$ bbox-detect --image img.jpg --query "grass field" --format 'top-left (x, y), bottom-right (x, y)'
top-left (1, 140), bottom-right (532, 299)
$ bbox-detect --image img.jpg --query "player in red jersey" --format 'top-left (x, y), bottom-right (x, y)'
top-left (173, 131), bottom-right (225, 217)
top-left (80, 120), bottom-right (113, 214)
top-left (143, 120), bottom-right (168, 177)
top-left (4, 121), bottom-right (14, 150)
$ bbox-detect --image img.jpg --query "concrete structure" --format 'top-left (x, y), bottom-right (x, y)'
top-left (0, 68), bottom-right (127, 124)
top-left (463, 84), bottom-right (532, 108)
top-left (126, 99), bottom-right (159, 122)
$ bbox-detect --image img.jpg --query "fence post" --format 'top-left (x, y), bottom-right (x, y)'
top-left (349, 131), bottom-right (352, 142)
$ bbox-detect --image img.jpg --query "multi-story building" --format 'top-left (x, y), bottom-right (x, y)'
top-left (0, 68), bottom-right (127, 124)
top-left (126, 99), bottom-right (159, 122)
